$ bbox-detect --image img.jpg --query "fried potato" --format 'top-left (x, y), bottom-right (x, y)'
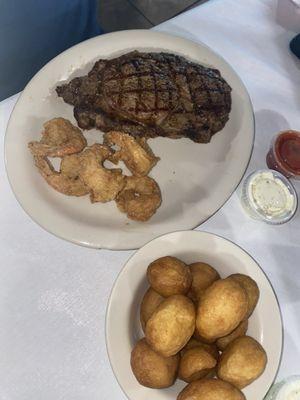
top-left (183, 338), bottom-right (219, 360)
top-left (177, 378), bottom-right (246, 400)
top-left (147, 256), bottom-right (192, 297)
top-left (193, 328), bottom-right (217, 344)
top-left (179, 346), bottom-right (217, 382)
top-left (145, 294), bottom-right (195, 357)
top-left (131, 338), bottom-right (179, 388)
top-left (140, 287), bottom-right (164, 332)
top-left (196, 278), bottom-right (248, 341)
top-left (217, 335), bottom-right (267, 388)
top-left (187, 262), bottom-right (220, 302)
top-left (229, 274), bottom-right (259, 318)
top-left (216, 320), bottom-right (248, 351)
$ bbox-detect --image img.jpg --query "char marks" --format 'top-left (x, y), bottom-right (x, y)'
top-left (56, 51), bottom-right (232, 143)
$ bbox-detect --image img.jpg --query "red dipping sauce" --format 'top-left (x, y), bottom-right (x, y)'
top-left (267, 130), bottom-right (300, 179)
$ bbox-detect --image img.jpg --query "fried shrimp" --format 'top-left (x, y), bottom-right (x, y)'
top-left (28, 120), bottom-right (162, 220)
top-left (103, 131), bottom-right (159, 176)
top-left (116, 176), bottom-right (161, 221)
top-left (33, 155), bottom-right (89, 196)
top-left (28, 118), bottom-right (87, 157)
top-left (79, 144), bottom-right (126, 203)
top-left (60, 153), bottom-right (83, 179)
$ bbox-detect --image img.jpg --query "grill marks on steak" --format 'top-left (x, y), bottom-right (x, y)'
top-left (56, 51), bottom-right (232, 143)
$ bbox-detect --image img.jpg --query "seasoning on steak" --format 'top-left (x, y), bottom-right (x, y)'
top-left (56, 51), bottom-right (232, 143)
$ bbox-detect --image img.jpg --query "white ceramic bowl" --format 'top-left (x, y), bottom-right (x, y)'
top-left (106, 230), bottom-right (282, 400)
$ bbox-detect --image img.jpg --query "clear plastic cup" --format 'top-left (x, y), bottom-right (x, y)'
top-left (266, 130), bottom-right (300, 180)
top-left (264, 376), bottom-right (300, 400)
top-left (240, 169), bottom-right (298, 224)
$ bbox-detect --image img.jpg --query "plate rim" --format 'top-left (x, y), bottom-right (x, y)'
top-left (105, 230), bottom-right (283, 400)
top-left (4, 29), bottom-right (255, 250)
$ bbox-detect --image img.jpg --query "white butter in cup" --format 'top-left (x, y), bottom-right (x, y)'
top-left (241, 170), bottom-right (297, 224)
top-left (265, 376), bottom-right (300, 400)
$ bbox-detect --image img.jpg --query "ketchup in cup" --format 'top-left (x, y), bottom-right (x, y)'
top-left (267, 130), bottom-right (300, 179)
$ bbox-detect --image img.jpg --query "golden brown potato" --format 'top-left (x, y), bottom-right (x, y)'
top-left (183, 338), bottom-right (219, 360)
top-left (196, 278), bottom-right (248, 341)
top-left (177, 378), bottom-right (246, 400)
top-left (179, 347), bottom-right (217, 382)
top-left (140, 287), bottom-right (164, 332)
top-left (217, 335), bottom-right (267, 388)
top-left (216, 320), bottom-right (248, 351)
top-left (145, 294), bottom-right (195, 357)
top-left (187, 262), bottom-right (220, 302)
top-left (193, 329), bottom-right (217, 344)
top-left (147, 256), bottom-right (192, 297)
top-left (229, 274), bottom-right (259, 318)
top-left (131, 338), bottom-right (179, 388)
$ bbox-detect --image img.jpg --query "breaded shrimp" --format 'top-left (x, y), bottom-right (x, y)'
top-left (34, 154), bottom-right (89, 196)
top-left (79, 144), bottom-right (126, 203)
top-left (104, 131), bottom-right (159, 176)
top-left (28, 118), bottom-right (87, 157)
top-left (116, 176), bottom-right (161, 221)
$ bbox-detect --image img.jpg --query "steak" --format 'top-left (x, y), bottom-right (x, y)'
top-left (56, 51), bottom-right (232, 143)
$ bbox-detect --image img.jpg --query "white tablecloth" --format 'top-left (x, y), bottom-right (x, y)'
top-left (0, 0), bottom-right (299, 399)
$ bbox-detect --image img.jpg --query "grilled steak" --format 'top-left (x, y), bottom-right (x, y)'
top-left (56, 51), bottom-right (232, 143)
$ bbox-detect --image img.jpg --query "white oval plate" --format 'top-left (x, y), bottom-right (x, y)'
top-left (106, 231), bottom-right (282, 400)
top-left (5, 30), bottom-right (254, 250)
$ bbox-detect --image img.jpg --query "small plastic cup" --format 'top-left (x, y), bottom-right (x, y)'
top-left (266, 130), bottom-right (300, 180)
top-left (240, 169), bottom-right (298, 224)
top-left (264, 376), bottom-right (300, 400)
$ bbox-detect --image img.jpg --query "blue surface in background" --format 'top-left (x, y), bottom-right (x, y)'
top-left (0, 0), bottom-right (101, 100)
